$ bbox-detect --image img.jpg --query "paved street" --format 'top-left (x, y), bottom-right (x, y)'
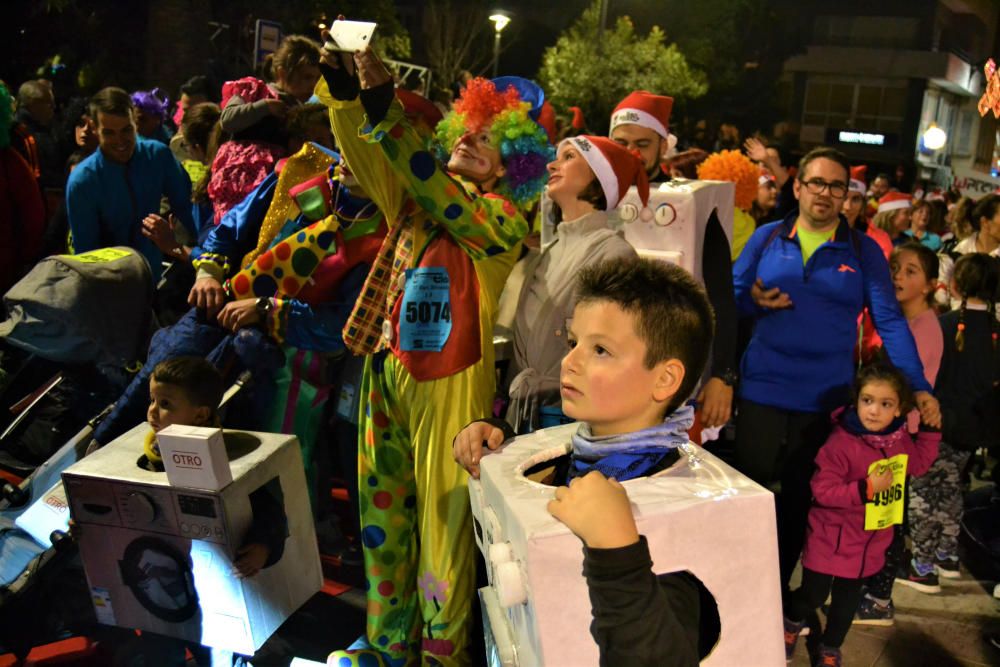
top-left (789, 563), bottom-right (999, 666)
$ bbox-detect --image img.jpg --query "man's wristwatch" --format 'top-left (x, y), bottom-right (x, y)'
top-left (719, 369), bottom-right (739, 387)
top-left (255, 296), bottom-right (273, 324)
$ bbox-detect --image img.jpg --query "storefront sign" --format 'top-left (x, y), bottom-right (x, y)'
top-left (826, 128), bottom-right (899, 149)
top-left (952, 166), bottom-right (1000, 198)
top-left (839, 131), bottom-right (885, 145)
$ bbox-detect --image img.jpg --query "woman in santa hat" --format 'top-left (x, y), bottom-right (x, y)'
top-left (843, 166), bottom-right (893, 258)
top-left (484, 136), bottom-right (646, 436)
top-left (873, 192), bottom-right (914, 247)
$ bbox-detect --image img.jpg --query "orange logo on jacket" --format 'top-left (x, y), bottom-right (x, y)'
top-left (838, 264), bottom-right (857, 273)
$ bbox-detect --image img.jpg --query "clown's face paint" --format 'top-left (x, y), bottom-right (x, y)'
top-left (447, 129), bottom-right (505, 185)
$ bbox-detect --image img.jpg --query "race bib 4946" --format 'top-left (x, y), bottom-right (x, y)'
top-left (864, 453), bottom-right (908, 531)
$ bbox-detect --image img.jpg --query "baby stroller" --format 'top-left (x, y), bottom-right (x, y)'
top-left (0, 247), bottom-right (154, 657)
top-left (0, 247), bottom-right (155, 478)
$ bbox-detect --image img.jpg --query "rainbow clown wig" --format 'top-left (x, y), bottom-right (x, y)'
top-left (434, 76), bottom-right (554, 209)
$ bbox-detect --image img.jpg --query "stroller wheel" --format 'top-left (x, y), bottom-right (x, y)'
top-left (1, 481), bottom-right (27, 507)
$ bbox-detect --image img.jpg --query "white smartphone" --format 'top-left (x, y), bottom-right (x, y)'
top-left (324, 20), bottom-right (377, 52)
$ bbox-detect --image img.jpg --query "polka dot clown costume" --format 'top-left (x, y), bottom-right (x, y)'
top-left (192, 141), bottom-right (388, 503)
top-left (319, 74), bottom-right (551, 665)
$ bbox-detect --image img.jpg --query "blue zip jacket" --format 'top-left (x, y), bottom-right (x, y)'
top-left (733, 211), bottom-right (931, 413)
top-left (66, 138), bottom-right (195, 282)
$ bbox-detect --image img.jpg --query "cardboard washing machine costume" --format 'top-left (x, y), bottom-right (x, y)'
top-left (540, 179), bottom-right (735, 282)
top-left (62, 424), bottom-right (321, 655)
top-left (469, 423), bottom-right (784, 666)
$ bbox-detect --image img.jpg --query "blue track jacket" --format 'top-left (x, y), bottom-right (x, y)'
top-left (66, 138), bottom-right (195, 282)
top-left (733, 211), bottom-right (931, 413)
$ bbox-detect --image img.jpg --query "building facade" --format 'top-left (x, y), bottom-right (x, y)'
top-left (780, 0), bottom-right (999, 192)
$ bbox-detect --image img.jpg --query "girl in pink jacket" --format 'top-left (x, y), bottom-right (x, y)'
top-left (783, 363), bottom-right (940, 667)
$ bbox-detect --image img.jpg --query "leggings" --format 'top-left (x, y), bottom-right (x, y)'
top-left (786, 568), bottom-right (865, 648)
top-left (909, 441), bottom-right (971, 564)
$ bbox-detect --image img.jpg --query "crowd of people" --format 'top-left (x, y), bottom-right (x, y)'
top-left (1, 28), bottom-right (999, 667)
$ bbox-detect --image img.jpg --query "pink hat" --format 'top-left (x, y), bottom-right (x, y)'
top-left (560, 135), bottom-right (649, 210)
top-left (609, 91), bottom-right (673, 140)
top-left (849, 165), bottom-right (867, 196)
top-left (877, 191), bottom-right (911, 213)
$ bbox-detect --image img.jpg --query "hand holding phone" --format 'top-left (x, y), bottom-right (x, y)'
top-left (324, 19), bottom-right (377, 52)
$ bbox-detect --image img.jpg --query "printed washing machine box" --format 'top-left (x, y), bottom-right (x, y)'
top-left (62, 424), bottom-right (322, 655)
top-left (539, 180), bottom-right (735, 283)
top-left (470, 423), bottom-right (785, 667)
top-left (157, 425), bottom-right (233, 491)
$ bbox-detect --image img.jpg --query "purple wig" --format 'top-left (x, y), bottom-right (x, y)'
top-left (130, 88), bottom-right (171, 120)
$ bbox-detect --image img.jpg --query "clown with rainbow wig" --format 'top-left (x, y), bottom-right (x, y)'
top-left (316, 42), bottom-right (551, 666)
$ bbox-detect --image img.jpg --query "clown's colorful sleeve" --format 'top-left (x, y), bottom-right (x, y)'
top-left (266, 263), bottom-right (368, 350)
top-left (192, 172), bottom-right (279, 281)
top-left (360, 99), bottom-right (529, 260)
top-left (317, 79), bottom-right (405, 223)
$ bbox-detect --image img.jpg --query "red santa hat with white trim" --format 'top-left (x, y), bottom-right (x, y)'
top-left (877, 191), bottom-right (912, 213)
top-left (849, 165), bottom-right (867, 195)
top-left (559, 135), bottom-right (649, 211)
top-left (609, 91), bottom-right (674, 140)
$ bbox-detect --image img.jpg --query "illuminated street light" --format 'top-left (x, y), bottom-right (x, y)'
top-left (922, 122), bottom-right (947, 151)
top-left (489, 10), bottom-right (511, 78)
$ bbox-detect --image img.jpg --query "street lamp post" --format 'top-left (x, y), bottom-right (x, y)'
top-left (489, 11), bottom-right (511, 78)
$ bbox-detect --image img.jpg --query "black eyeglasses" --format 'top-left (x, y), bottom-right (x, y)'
top-left (799, 178), bottom-right (848, 198)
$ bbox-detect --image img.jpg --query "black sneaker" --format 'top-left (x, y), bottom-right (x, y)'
top-left (814, 645), bottom-right (842, 667)
top-left (854, 596), bottom-right (895, 626)
top-left (784, 616), bottom-right (803, 662)
top-left (895, 560), bottom-right (941, 593)
top-left (934, 555), bottom-right (961, 579)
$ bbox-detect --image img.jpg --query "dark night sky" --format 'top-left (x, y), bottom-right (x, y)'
top-left (0, 0), bottom-right (694, 93)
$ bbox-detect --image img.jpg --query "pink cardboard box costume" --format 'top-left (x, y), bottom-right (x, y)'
top-left (470, 422), bottom-right (784, 666)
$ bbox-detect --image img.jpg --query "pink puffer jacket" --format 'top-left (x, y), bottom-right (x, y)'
top-left (801, 407), bottom-right (940, 579)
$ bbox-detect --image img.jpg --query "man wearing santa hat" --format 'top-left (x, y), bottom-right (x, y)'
top-left (609, 91), bottom-right (676, 181)
top-left (609, 91), bottom-right (738, 433)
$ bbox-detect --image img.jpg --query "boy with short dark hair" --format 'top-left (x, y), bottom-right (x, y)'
top-left (145, 356), bottom-right (284, 579)
top-left (454, 257), bottom-right (715, 666)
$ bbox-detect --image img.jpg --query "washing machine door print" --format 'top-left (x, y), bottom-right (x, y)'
top-left (119, 535), bottom-right (199, 623)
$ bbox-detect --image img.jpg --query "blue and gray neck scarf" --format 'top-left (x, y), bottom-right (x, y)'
top-left (568, 405), bottom-right (695, 482)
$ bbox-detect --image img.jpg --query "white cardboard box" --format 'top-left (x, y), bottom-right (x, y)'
top-left (470, 423), bottom-right (785, 666)
top-left (156, 425), bottom-right (233, 491)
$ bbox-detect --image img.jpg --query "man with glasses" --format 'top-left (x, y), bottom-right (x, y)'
top-left (731, 147), bottom-right (940, 592)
